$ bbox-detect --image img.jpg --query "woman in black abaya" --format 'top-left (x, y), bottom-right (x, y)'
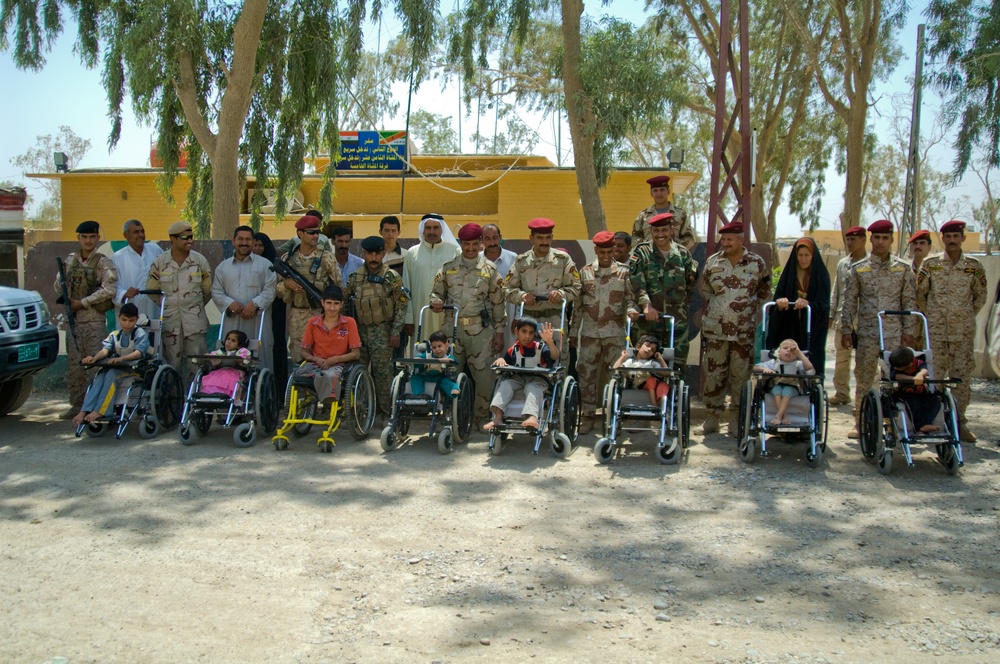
top-left (253, 232), bottom-right (289, 391)
top-left (766, 238), bottom-right (831, 376)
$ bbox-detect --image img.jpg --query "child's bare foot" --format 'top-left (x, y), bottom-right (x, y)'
top-left (919, 424), bottom-right (941, 433)
top-left (72, 412), bottom-right (87, 426)
top-left (451, 389), bottom-right (460, 396)
top-left (84, 411), bottom-right (101, 423)
top-left (483, 412), bottom-right (503, 432)
top-left (781, 418), bottom-right (792, 425)
top-left (769, 418), bottom-right (781, 426)
top-left (522, 416), bottom-right (539, 429)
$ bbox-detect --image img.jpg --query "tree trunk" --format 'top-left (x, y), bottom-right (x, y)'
top-left (839, 81), bottom-right (869, 231)
top-left (560, 0), bottom-right (606, 236)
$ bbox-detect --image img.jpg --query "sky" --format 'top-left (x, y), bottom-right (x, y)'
top-left (0, 0), bottom-right (981, 236)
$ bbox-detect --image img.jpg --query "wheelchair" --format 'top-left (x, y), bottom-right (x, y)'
top-left (75, 291), bottom-right (184, 440)
top-left (272, 358), bottom-right (376, 453)
top-left (858, 311), bottom-right (963, 475)
top-left (177, 312), bottom-right (280, 448)
top-left (379, 305), bottom-right (474, 454)
top-left (486, 301), bottom-right (580, 458)
top-left (594, 315), bottom-right (690, 465)
top-left (736, 303), bottom-right (828, 467)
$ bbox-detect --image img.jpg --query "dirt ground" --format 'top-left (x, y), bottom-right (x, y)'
top-left (1, 384), bottom-right (998, 664)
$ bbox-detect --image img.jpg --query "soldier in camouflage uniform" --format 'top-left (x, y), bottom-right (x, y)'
top-left (431, 223), bottom-right (507, 422)
top-left (503, 218), bottom-right (581, 333)
top-left (916, 220), bottom-right (987, 442)
top-left (631, 175), bottom-right (699, 251)
top-left (700, 222), bottom-right (771, 436)
top-left (629, 212), bottom-right (698, 368)
top-left (908, 229), bottom-right (933, 350)
top-left (347, 236), bottom-right (409, 419)
top-left (276, 214), bottom-right (344, 365)
top-left (828, 226), bottom-right (868, 405)
top-left (840, 220), bottom-right (916, 437)
top-left (147, 221), bottom-right (213, 384)
top-left (55, 220), bottom-right (118, 418)
top-left (570, 231), bottom-right (640, 434)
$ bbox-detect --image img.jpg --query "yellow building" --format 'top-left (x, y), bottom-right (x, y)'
top-left (35, 155), bottom-right (699, 241)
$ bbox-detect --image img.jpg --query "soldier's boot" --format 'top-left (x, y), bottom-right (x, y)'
top-left (697, 414), bottom-right (720, 435)
top-left (578, 415), bottom-right (595, 436)
top-left (829, 393), bottom-right (851, 406)
top-left (960, 428), bottom-right (977, 444)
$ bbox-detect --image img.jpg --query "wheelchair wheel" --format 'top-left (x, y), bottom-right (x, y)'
top-left (602, 378), bottom-right (618, 438)
top-left (178, 420), bottom-right (197, 445)
top-left (84, 422), bottom-right (107, 438)
top-left (674, 379), bottom-right (687, 449)
top-left (681, 382), bottom-right (691, 446)
top-left (150, 364), bottom-right (183, 431)
top-left (253, 368), bottom-right (279, 436)
top-left (737, 382), bottom-right (756, 463)
top-left (138, 414), bottom-right (160, 439)
top-left (452, 373), bottom-right (474, 444)
top-left (489, 433), bottom-right (503, 456)
top-left (859, 388), bottom-right (882, 461)
top-left (550, 431), bottom-right (572, 458)
top-left (594, 437), bottom-right (615, 464)
top-left (343, 365), bottom-right (376, 441)
top-left (380, 426), bottom-right (399, 452)
top-left (437, 427), bottom-right (454, 455)
top-left (559, 376), bottom-right (580, 443)
top-left (233, 422), bottom-right (256, 448)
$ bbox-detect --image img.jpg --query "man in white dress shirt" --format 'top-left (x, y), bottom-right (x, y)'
top-left (481, 223), bottom-right (518, 349)
top-left (111, 219), bottom-right (164, 320)
top-left (211, 226), bottom-right (278, 371)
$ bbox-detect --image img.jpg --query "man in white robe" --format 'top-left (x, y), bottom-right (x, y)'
top-left (402, 213), bottom-right (461, 341)
top-left (112, 219), bottom-right (164, 320)
top-left (212, 226), bottom-right (278, 371)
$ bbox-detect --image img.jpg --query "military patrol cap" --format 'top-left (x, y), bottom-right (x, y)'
top-left (648, 212), bottom-right (674, 227)
top-left (167, 221), bottom-right (193, 236)
top-left (718, 221), bottom-right (743, 234)
top-left (646, 175), bottom-right (671, 188)
top-left (844, 226), bottom-right (866, 237)
top-left (76, 220), bottom-right (100, 234)
top-left (295, 214), bottom-right (320, 230)
top-left (867, 219), bottom-right (893, 234)
top-left (360, 236), bottom-right (385, 252)
top-left (421, 212), bottom-right (444, 222)
top-left (908, 229), bottom-right (931, 243)
top-left (592, 231), bottom-right (615, 247)
top-left (528, 218), bottom-right (555, 233)
top-left (939, 219), bottom-right (966, 234)
top-left (457, 223), bottom-right (483, 241)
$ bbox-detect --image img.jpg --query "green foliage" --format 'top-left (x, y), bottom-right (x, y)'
top-left (8, 124), bottom-right (91, 222)
top-left (409, 109), bottom-right (460, 153)
top-left (927, 0), bottom-right (1000, 175)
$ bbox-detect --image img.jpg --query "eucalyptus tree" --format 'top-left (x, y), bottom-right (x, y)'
top-left (0, 0), bottom-right (437, 237)
top-left (10, 125), bottom-right (92, 221)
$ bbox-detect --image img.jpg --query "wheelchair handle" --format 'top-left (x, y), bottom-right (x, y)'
top-left (877, 310), bottom-right (928, 351)
top-left (625, 314), bottom-right (675, 351)
top-left (415, 304), bottom-right (459, 347)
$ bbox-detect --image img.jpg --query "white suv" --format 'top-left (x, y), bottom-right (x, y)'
top-left (0, 286), bottom-right (59, 415)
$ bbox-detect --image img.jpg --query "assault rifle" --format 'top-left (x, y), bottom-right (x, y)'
top-left (55, 257), bottom-right (79, 351)
top-left (271, 258), bottom-right (324, 309)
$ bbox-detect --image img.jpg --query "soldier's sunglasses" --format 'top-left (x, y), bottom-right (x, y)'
top-left (302, 229), bottom-right (321, 235)
top-left (171, 234), bottom-right (194, 241)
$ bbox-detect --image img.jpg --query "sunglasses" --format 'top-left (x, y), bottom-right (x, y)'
top-left (302, 229), bottom-right (321, 236)
top-left (171, 234), bottom-right (194, 241)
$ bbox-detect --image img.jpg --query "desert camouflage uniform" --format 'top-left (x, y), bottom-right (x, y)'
top-left (629, 241), bottom-right (698, 365)
top-left (503, 249), bottom-right (581, 331)
top-left (701, 249), bottom-right (771, 417)
top-left (911, 261), bottom-right (928, 350)
top-left (916, 252), bottom-right (987, 426)
top-left (276, 246), bottom-right (343, 364)
top-left (631, 204), bottom-right (699, 251)
top-left (431, 255), bottom-right (507, 419)
top-left (570, 260), bottom-right (639, 418)
top-left (54, 251), bottom-right (117, 409)
top-left (840, 253), bottom-right (916, 415)
top-left (147, 250), bottom-right (212, 382)
top-left (829, 253), bottom-right (866, 401)
top-left (347, 266), bottom-right (409, 416)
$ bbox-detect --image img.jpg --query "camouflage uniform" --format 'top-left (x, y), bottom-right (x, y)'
top-left (629, 241), bottom-right (698, 365)
top-left (347, 266), bottom-right (409, 416)
top-left (570, 260), bottom-right (639, 418)
top-left (276, 246), bottom-right (343, 364)
top-left (631, 204), bottom-right (699, 251)
top-left (911, 261), bottom-right (927, 350)
top-left (701, 249), bottom-right (771, 418)
top-left (829, 253), bottom-right (866, 402)
top-left (54, 251), bottom-right (117, 410)
top-left (503, 249), bottom-right (581, 331)
top-left (147, 250), bottom-right (212, 382)
top-left (916, 252), bottom-right (987, 426)
top-left (431, 256), bottom-right (507, 419)
top-left (840, 253), bottom-right (916, 415)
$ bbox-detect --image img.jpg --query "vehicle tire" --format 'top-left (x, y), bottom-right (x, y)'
top-left (0, 376), bottom-right (34, 416)
top-left (551, 431), bottom-right (572, 459)
top-left (343, 365), bottom-right (376, 441)
top-left (452, 374), bottom-right (474, 444)
top-left (151, 364), bottom-right (183, 431)
top-left (233, 422), bottom-right (256, 448)
top-left (437, 427), bottom-right (454, 455)
top-left (253, 368), bottom-right (279, 436)
top-left (138, 414), bottom-right (160, 439)
top-left (594, 437), bottom-right (615, 464)
top-left (559, 376), bottom-right (580, 443)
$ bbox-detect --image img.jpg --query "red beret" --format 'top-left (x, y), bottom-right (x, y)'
top-left (908, 229), bottom-right (931, 243)
top-left (939, 219), bottom-right (966, 234)
top-left (648, 212), bottom-right (674, 227)
top-left (528, 218), bottom-right (555, 232)
top-left (719, 221), bottom-right (743, 235)
top-left (867, 219), bottom-right (893, 234)
top-left (457, 223), bottom-right (483, 241)
top-left (646, 175), bottom-right (671, 188)
top-left (844, 226), bottom-right (866, 237)
top-left (295, 215), bottom-right (320, 230)
top-left (592, 231), bottom-right (615, 247)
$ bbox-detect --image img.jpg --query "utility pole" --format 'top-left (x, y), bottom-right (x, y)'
top-left (899, 24), bottom-right (925, 256)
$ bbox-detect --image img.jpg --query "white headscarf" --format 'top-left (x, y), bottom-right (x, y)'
top-left (418, 215), bottom-right (459, 248)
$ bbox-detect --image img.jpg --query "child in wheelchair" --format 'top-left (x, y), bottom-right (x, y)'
top-left (612, 334), bottom-right (670, 407)
top-left (409, 330), bottom-right (461, 398)
top-left (484, 317), bottom-right (559, 431)
top-left (753, 338), bottom-right (815, 425)
top-left (74, 303), bottom-right (149, 426)
top-left (199, 329), bottom-right (252, 397)
top-left (294, 285), bottom-right (361, 404)
top-left (888, 345), bottom-right (941, 433)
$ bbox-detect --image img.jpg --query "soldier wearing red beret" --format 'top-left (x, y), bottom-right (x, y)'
top-left (631, 175), bottom-right (699, 251)
top-left (504, 218), bottom-right (581, 332)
